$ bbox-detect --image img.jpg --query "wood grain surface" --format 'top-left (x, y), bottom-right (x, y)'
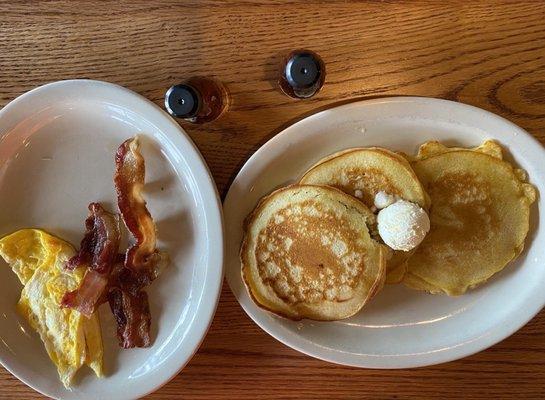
top-left (1, 1), bottom-right (545, 399)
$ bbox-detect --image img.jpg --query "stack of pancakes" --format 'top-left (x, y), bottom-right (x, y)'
top-left (241, 140), bottom-right (536, 320)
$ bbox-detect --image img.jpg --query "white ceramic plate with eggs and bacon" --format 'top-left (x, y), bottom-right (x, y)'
top-left (0, 80), bottom-right (224, 400)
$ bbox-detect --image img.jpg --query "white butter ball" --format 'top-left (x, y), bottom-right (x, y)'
top-left (377, 200), bottom-right (430, 251)
top-left (374, 191), bottom-right (397, 209)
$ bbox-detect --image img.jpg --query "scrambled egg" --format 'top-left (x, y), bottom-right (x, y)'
top-left (0, 229), bottom-right (103, 388)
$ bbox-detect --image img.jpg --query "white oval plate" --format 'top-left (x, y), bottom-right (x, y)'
top-left (0, 80), bottom-right (223, 398)
top-left (224, 97), bottom-right (544, 368)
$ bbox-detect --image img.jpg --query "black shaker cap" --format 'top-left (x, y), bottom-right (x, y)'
top-left (165, 84), bottom-right (200, 118)
top-left (280, 49), bottom-right (325, 99)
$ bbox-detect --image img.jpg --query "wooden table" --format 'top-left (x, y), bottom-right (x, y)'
top-left (1, 1), bottom-right (545, 399)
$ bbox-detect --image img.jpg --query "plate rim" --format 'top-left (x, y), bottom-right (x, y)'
top-left (0, 79), bottom-right (225, 398)
top-left (224, 95), bottom-right (545, 369)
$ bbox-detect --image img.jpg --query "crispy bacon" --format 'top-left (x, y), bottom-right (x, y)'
top-left (61, 270), bottom-right (109, 317)
top-left (114, 137), bottom-right (161, 279)
top-left (107, 288), bottom-right (151, 348)
top-left (111, 137), bottom-right (169, 348)
top-left (66, 203), bottom-right (121, 273)
top-left (61, 203), bottom-right (121, 317)
top-left (106, 260), bottom-right (152, 347)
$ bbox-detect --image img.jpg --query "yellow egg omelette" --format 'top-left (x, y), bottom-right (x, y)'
top-left (0, 229), bottom-right (104, 388)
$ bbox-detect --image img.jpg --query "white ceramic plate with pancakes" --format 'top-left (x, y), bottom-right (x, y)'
top-left (0, 80), bottom-right (224, 398)
top-left (224, 97), bottom-right (545, 368)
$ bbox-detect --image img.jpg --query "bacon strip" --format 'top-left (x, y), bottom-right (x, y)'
top-left (107, 288), bottom-right (151, 348)
top-left (61, 270), bottom-right (109, 317)
top-left (114, 137), bottom-right (161, 280)
top-left (111, 137), bottom-right (170, 348)
top-left (61, 202), bottom-right (121, 317)
top-left (105, 256), bottom-right (158, 347)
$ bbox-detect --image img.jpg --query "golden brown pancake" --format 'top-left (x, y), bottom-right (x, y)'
top-left (299, 147), bottom-right (429, 283)
top-left (241, 185), bottom-right (386, 320)
top-left (404, 140), bottom-right (536, 295)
